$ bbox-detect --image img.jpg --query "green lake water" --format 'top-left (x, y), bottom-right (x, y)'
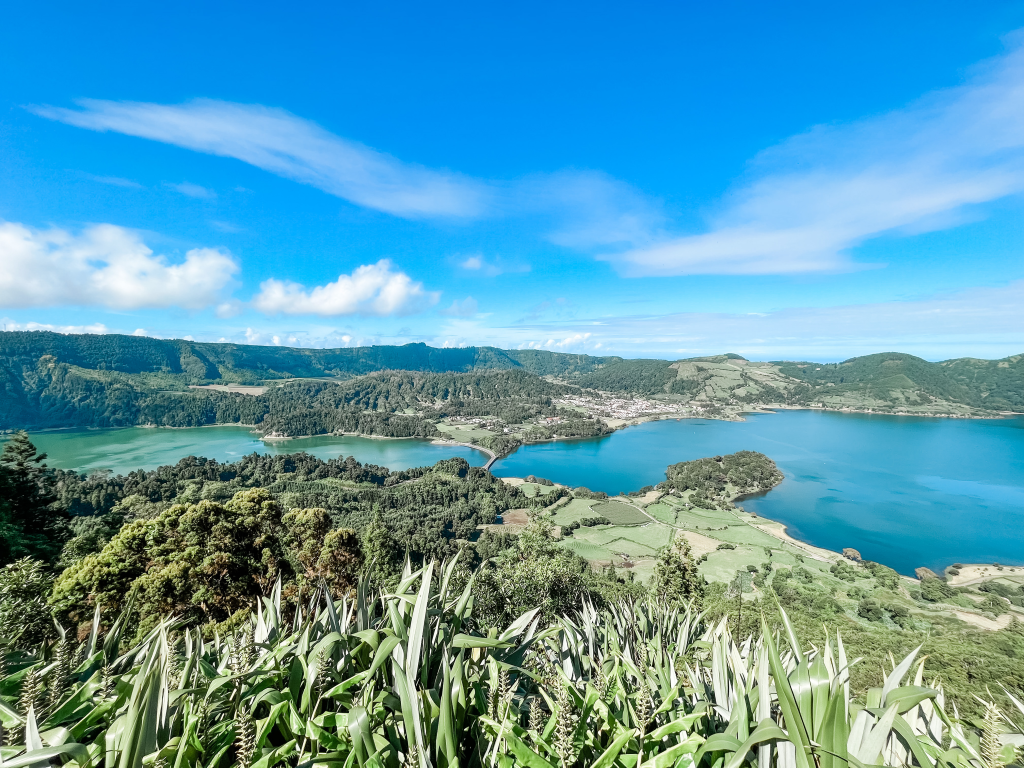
top-left (15, 411), bottom-right (1024, 575)
top-left (20, 425), bottom-right (489, 473)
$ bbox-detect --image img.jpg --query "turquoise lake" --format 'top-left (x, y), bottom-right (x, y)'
top-left (493, 411), bottom-right (1024, 575)
top-left (18, 410), bottom-right (1024, 575)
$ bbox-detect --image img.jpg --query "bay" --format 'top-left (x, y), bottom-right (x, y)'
top-left (19, 425), bottom-right (489, 474)
top-left (492, 411), bottom-right (1024, 575)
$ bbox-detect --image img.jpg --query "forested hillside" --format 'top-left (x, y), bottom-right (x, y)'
top-left (1, 332), bottom-right (1022, 432)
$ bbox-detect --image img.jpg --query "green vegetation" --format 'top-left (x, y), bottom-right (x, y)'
top-left (2, 564), bottom-right (1023, 768)
top-left (663, 450), bottom-right (784, 507)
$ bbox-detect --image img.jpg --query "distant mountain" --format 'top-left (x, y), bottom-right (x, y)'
top-left (0, 331), bottom-right (1021, 430)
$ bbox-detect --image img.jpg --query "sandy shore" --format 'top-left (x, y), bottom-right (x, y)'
top-left (945, 564), bottom-right (1024, 586)
top-left (747, 520), bottom-right (843, 565)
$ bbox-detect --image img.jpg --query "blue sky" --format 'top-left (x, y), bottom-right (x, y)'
top-left (3, 1), bottom-right (1024, 361)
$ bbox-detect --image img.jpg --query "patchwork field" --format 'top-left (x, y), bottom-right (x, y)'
top-left (591, 500), bottom-right (649, 525)
top-left (495, 471), bottom-right (1024, 633)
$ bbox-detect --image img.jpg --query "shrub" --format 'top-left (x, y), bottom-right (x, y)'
top-left (51, 488), bottom-right (302, 635)
top-left (919, 576), bottom-right (956, 603)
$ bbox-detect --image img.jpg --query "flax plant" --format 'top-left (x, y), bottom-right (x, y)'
top-left (0, 555), bottom-right (1021, 768)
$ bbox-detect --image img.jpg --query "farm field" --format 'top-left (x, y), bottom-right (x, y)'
top-left (435, 423), bottom-right (496, 443)
top-left (590, 500), bottom-right (649, 525)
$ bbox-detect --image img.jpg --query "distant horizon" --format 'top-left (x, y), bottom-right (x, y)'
top-left (2, 327), bottom-right (1019, 366)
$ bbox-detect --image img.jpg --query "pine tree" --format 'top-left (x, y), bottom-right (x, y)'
top-left (0, 432), bottom-right (66, 565)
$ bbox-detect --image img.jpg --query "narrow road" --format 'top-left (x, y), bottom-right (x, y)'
top-left (432, 439), bottom-right (498, 470)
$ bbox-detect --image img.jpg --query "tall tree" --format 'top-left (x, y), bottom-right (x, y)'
top-left (653, 532), bottom-right (706, 609)
top-left (0, 431), bottom-right (66, 564)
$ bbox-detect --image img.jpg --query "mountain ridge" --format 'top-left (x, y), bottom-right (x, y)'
top-left (1, 331), bottom-right (1022, 431)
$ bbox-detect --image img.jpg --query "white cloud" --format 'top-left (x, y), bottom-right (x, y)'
top-left (439, 297), bottom-right (478, 317)
top-left (610, 33), bottom-right (1024, 275)
top-left (460, 256), bottom-right (483, 270)
top-left (527, 170), bottom-right (663, 250)
top-left (0, 319), bottom-right (111, 334)
top-left (166, 181), bottom-right (216, 199)
top-left (540, 332), bottom-right (592, 350)
top-left (35, 99), bottom-right (487, 219)
top-left (0, 221), bottom-right (238, 309)
top-left (252, 259), bottom-right (439, 316)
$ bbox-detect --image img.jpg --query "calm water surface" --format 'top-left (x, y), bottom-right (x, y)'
top-left (21, 425), bottom-right (489, 474)
top-left (493, 411), bottom-right (1024, 574)
top-left (16, 412), bottom-right (1024, 574)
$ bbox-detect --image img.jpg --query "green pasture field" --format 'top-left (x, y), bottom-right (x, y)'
top-left (644, 503), bottom-right (678, 525)
top-left (672, 506), bottom-right (743, 528)
top-left (591, 501), bottom-right (649, 525)
top-left (698, 546), bottom-right (766, 583)
top-left (519, 482), bottom-right (560, 499)
top-left (434, 424), bottom-right (496, 442)
top-left (568, 522), bottom-right (674, 559)
top-left (551, 498), bottom-right (598, 525)
top-left (561, 539), bottom-right (616, 562)
top-left (628, 559), bottom-right (657, 584)
top-left (571, 526), bottom-right (634, 548)
top-left (613, 523), bottom-right (674, 550)
top-left (592, 536), bottom-right (659, 558)
top-left (705, 525), bottom-right (780, 548)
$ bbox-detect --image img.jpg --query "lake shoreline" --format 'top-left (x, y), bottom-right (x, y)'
top-left (18, 413), bottom-right (1024, 577)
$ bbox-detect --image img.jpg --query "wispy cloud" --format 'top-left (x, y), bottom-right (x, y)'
top-left (210, 220), bottom-right (243, 233)
top-left (609, 33), bottom-right (1024, 275)
top-left (439, 296), bottom-right (478, 317)
top-left (31, 33), bottom-right (1024, 278)
top-left (166, 181), bottom-right (216, 199)
top-left (80, 173), bottom-right (143, 188)
top-left (33, 99), bottom-right (488, 218)
top-left (457, 254), bottom-right (530, 276)
top-left (252, 259), bottom-right (439, 316)
top-left (469, 281), bottom-right (1024, 359)
top-left (32, 99), bottom-right (658, 242)
top-left (0, 221), bottom-right (238, 310)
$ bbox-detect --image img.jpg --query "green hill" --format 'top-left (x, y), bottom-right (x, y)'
top-left (1, 331), bottom-right (1022, 431)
